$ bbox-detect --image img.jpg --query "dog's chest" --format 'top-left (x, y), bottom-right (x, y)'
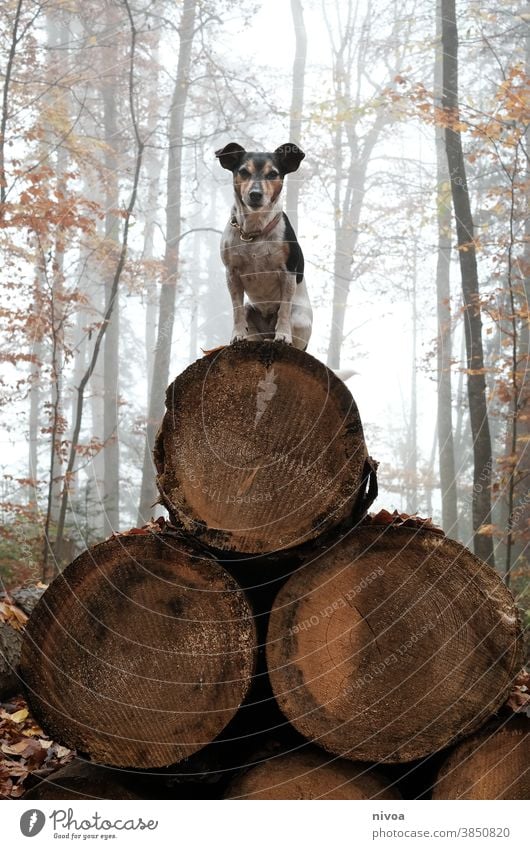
top-left (223, 236), bottom-right (285, 275)
top-left (222, 234), bottom-right (287, 303)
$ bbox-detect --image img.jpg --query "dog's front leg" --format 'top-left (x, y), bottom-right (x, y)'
top-left (227, 271), bottom-right (248, 343)
top-left (274, 273), bottom-right (297, 344)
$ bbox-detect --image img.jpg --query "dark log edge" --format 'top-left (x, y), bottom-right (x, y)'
top-left (431, 715), bottom-right (530, 799)
top-left (223, 745), bottom-right (403, 800)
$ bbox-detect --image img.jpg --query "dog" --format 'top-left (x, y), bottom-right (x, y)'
top-left (215, 142), bottom-right (313, 350)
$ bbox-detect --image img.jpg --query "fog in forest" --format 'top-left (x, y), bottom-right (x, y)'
top-left (0, 0), bottom-right (528, 619)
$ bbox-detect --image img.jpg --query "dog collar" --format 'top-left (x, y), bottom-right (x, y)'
top-left (230, 212), bottom-right (282, 242)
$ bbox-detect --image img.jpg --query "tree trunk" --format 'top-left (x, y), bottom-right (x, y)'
top-left (41, 11), bottom-right (69, 579)
top-left (51, 10), bottom-right (145, 562)
top-left (267, 520), bottom-right (523, 763)
top-left (202, 182), bottom-right (231, 348)
top-left (101, 7), bottom-right (121, 536)
top-left (327, 226), bottom-right (353, 370)
top-left (139, 33), bottom-right (163, 512)
top-left (189, 228), bottom-right (200, 361)
top-left (24, 761), bottom-right (142, 801)
top-left (510, 29), bottom-right (530, 572)
top-left (143, 148), bottom-right (162, 411)
top-left (327, 149), bottom-right (380, 369)
top-left (137, 0), bottom-right (197, 523)
top-left (441, 0), bottom-right (494, 565)
top-left (324, 0), bottom-right (391, 370)
top-left (434, 0), bottom-right (458, 539)
top-left (432, 717), bottom-right (529, 799)
top-left (407, 250), bottom-right (418, 513)
top-left (435, 147), bottom-right (459, 535)
top-left (20, 532), bottom-right (256, 768)
top-left (89, 356), bottom-right (105, 538)
top-left (154, 342), bottom-right (377, 554)
top-left (28, 327), bottom-right (42, 506)
top-left (68, 297), bottom-right (87, 504)
top-left (285, 0), bottom-right (307, 233)
top-left (0, 0), bottom-right (23, 212)
top-left (225, 748), bottom-right (401, 800)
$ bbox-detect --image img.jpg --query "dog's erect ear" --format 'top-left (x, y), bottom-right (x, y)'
top-left (274, 143), bottom-right (305, 174)
top-left (215, 142), bottom-right (246, 171)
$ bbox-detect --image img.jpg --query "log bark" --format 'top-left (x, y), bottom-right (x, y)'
top-left (24, 761), bottom-right (142, 800)
top-left (20, 533), bottom-right (257, 768)
top-left (267, 522), bottom-right (523, 763)
top-left (432, 717), bottom-right (529, 800)
top-left (225, 748), bottom-right (401, 800)
top-left (0, 621), bottom-right (22, 699)
top-left (0, 586), bottom-right (46, 698)
top-left (155, 341), bottom-right (377, 554)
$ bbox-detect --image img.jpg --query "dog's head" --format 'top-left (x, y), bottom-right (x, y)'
top-left (215, 142), bottom-right (305, 210)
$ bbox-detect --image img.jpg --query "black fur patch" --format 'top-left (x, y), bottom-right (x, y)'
top-left (283, 213), bottom-right (304, 284)
top-left (237, 152), bottom-right (276, 174)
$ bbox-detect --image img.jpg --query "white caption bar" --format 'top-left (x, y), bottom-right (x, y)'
top-left (2, 800), bottom-right (527, 849)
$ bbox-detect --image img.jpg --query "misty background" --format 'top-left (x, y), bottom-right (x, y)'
top-left (0, 0), bottom-right (528, 619)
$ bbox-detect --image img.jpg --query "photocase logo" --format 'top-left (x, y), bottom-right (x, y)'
top-left (20, 809), bottom-right (46, 837)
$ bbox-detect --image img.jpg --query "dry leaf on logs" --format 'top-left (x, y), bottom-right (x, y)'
top-left (201, 344), bottom-right (227, 357)
top-left (366, 509), bottom-right (444, 535)
top-left (114, 516), bottom-right (168, 537)
top-left (505, 669), bottom-right (530, 715)
top-left (0, 601), bottom-right (29, 630)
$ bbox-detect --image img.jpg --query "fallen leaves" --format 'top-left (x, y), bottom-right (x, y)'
top-left (113, 516), bottom-right (168, 537)
top-left (366, 509), bottom-right (445, 535)
top-left (0, 600), bottom-right (28, 631)
top-left (201, 344), bottom-right (227, 357)
top-left (477, 523), bottom-right (499, 536)
top-left (9, 707), bottom-right (28, 723)
top-left (504, 669), bottom-right (530, 716)
top-left (0, 695), bottom-right (74, 799)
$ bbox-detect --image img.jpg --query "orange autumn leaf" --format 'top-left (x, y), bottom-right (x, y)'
top-left (477, 523), bottom-right (498, 536)
top-left (0, 601), bottom-right (28, 630)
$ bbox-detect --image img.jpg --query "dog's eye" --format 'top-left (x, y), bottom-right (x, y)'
top-left (267, 171), bottom-right (279, 180)
top-left (239, 168), bottom-right (250, 179)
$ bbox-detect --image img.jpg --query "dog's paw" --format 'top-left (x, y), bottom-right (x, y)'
top-left (274, 330), bottom-right (292, 345)
top-left (231, 328), bottom-right (248, 344)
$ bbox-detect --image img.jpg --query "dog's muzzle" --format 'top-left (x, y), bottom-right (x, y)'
top-left (248, 190), bottom-right (263, 208)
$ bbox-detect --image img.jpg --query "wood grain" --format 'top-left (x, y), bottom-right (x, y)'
top-left (267, 524), bottom-right (523, 763)
top-left (20, 533), bottom-right (257, 767)
top-left (155, 341), bottom-right (373, 554)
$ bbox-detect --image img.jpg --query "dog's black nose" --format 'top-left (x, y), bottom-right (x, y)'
top-left (249, 190), bottom-right (262, 204)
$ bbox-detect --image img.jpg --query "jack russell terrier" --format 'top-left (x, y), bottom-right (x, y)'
top-left (215, 142), bottom-right (313, 350)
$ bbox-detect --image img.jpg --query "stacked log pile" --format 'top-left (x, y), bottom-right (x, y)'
top-left (7, 342), bottom-right (526, 800)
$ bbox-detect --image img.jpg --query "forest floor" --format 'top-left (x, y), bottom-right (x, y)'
top-left (0, 695), bottom-right (74, 799)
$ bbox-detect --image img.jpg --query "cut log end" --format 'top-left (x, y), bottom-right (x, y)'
top-left (20, 533), bottom-right (257, 768)
top-left (225, 748), bottom-right (401, 800)
top-left (267, 524), bottom-right (523, 763)
top-left (155, 342), bottom-right (374, 554)
top-left (432, 717), bottom-right (530, 799)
